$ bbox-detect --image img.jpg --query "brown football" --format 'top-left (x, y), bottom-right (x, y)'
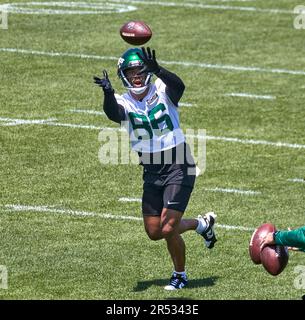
top-left (260, 245), bottom-right (289, 276)
top-left (120, 21), bottom-right (152, 45)
top-left (249, 223), bottom-right (276, 264)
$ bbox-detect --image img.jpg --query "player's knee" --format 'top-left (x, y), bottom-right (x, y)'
top-left (161, 224), bottom-right (176, 239)
top-left (146, 229), bottom-right (163, 241)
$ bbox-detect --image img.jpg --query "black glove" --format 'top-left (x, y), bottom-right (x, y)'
top-left (137, 47), bottom-right (161, 75)
top-left (93, 70), bottom-right (114, 93)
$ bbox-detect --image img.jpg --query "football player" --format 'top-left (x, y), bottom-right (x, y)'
top-left (94, 47), bottom-right (217, 290)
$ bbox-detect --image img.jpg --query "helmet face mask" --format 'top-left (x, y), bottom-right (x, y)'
top-left (117, 48), bottom-right (152, 94)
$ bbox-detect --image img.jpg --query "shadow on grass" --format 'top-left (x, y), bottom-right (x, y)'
top-left (134, 277), bottom-right (218, 292)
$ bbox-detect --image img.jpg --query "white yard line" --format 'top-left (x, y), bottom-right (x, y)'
top-left (0, 2), bottom-right (137, 14)
top-left (1, 117), bottom-right (305, 150)
top-left (161, 59), bottom-right (305, 76)
top-left (203, 135), bottom-right (305, 149)
top-left (1, 47), bottom-right (305, 76)
top-left (0, 48), bottom-right (118, 61)
top-left (0, 117), bottom-right (104, 130)
top-left (203, 187), bottom-right (261, 195)
top-left (3, 204), bottom-right (142, 221)
top-left (48, 122), bottom-right (105, 130)
top-left (71, 106), bottom-right (192, 112)
top-left (119, 197), bottom-right (142, 202)
top-left (2, 204), bottom-right (255, 232)
top-left (287, 178), bottom-right (305, 183)
top-left (119, 187), bottom-right (260, 203)
top-left (0, 0), bottom-right (293, 15)
top-left (179, 102), bottom-right (195, 107)
top-left (69, 109), bottom-right (105, 116)
top-left (216, 223), bottom-right (254, 231)
top-left (70, 105), bottom-right (193, 111)
top-left (0, 117), bottom-right (57, 126)
top-left (209, 0), bottom-right (255, 2)
top-left (113, 0), bottom-right (292, 14)
top-left (224, 93), bottom-right (276, 100)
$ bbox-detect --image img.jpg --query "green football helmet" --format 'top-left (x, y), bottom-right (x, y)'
top-left (117, 48), bottom-right (152, 94)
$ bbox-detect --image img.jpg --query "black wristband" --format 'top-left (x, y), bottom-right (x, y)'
top-left (154, 67), bottom-right (162, 76)
top-left (103, 88), bottom-right (115, 95)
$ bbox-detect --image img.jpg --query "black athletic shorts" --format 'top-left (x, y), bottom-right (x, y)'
top-left (140, 143), bottom-right (196, 216)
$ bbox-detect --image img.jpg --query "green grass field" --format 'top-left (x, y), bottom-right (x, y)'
top-left (0, 0), bottom-right (305, 300)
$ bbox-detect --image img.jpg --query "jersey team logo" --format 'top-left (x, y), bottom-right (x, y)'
top-left (146, 92), bottom-right (159, 106)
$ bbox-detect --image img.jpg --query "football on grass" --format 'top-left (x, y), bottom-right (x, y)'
top-left (260, 245), bottom-right (289, 276)
top-left (249, 223), bottom-right (276, 264)
top-left (120, 21), bottom-right (152, 45)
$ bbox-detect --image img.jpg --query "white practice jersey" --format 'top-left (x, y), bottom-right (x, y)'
top-left (115, 78), bottom-right (185, 153)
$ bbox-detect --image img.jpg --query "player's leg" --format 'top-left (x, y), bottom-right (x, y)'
top-left (176, 212), bottom-right (218, 249)
top-left (143, 215), bottom-right (162, 240)
top-left (162, 184), bottom-right (217, 287)
top-left (160, 207), bottom-right (188, 290)
top-left (163, 183), bottom-right (217, 248)
top-left (163, 184), bottom-right (198, 234)
top-left (142, 184), bottom-right (163, 240)
top-left (161, 184), bottom-right (195, 290)
top-left (160, 208), bottom-right (185, 271)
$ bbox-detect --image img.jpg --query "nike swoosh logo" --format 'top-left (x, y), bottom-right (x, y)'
top-left (167, 201), bottom-right (180, 205)
top-left (206, 230), bottom-right (213, 237)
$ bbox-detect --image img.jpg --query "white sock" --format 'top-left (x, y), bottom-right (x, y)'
top-left (174, 271), bottom-right (187, 279)
top-left (196, 217), bottom-right (207, 234)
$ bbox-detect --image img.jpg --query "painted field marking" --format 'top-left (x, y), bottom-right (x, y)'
top-left (224, 92), bottom-right (276, 100)
top-left (112, 0), bottom-right (292, 14)
top-left (0, 117), bottom-right (57, 126)
top-left (210, 0), bottom-right (255, 2)
top-left (69, 109), bottom-right (105, 116)
top-left (204, 135), bottom-right (305, 149)
top-left (119, 197), bottom-right (141, 202)
top-left (1, 117), bottom-right (305, 150)
top-left (119, 186), bottom-right (261, 203)
top-left (1, 47), bottom-right (305, 77)
top-left (0, 2), bottom-right (137, 14)
top-left (2, 204), bottom-right (255, 232)
top-left (203, 187), bottom-right (261, 195)
top-left (287, 178), bottom-right (305, 183)
top-left (0, 0), bottom-right (293, 15)
top-left (0, 48), bottom-right (118, 61)
top-left (70, 106), bottom-right (193, 113)
top-left (179, 102), bottom-right (195, 107)
top-left (3, 204), bottom-right (142, 221)
top-left (48, 122), bottom-right (103, 130)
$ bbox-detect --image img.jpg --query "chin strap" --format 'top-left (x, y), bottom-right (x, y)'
top-left (129, 85), bottom-right (149, 95)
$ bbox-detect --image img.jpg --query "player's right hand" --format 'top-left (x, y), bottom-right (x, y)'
top-left (260, 232), bottom-right (275, 250)
top-left (93, 70), bottom-right (114, 93)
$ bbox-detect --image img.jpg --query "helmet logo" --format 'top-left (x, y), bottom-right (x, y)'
top-left (129, 61), bottom-right (141, 67)
top-left (118, 57), bottom-right (125, 67)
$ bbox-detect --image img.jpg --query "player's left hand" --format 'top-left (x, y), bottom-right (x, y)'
top-left (137, 47), bottom-right (161, 75)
